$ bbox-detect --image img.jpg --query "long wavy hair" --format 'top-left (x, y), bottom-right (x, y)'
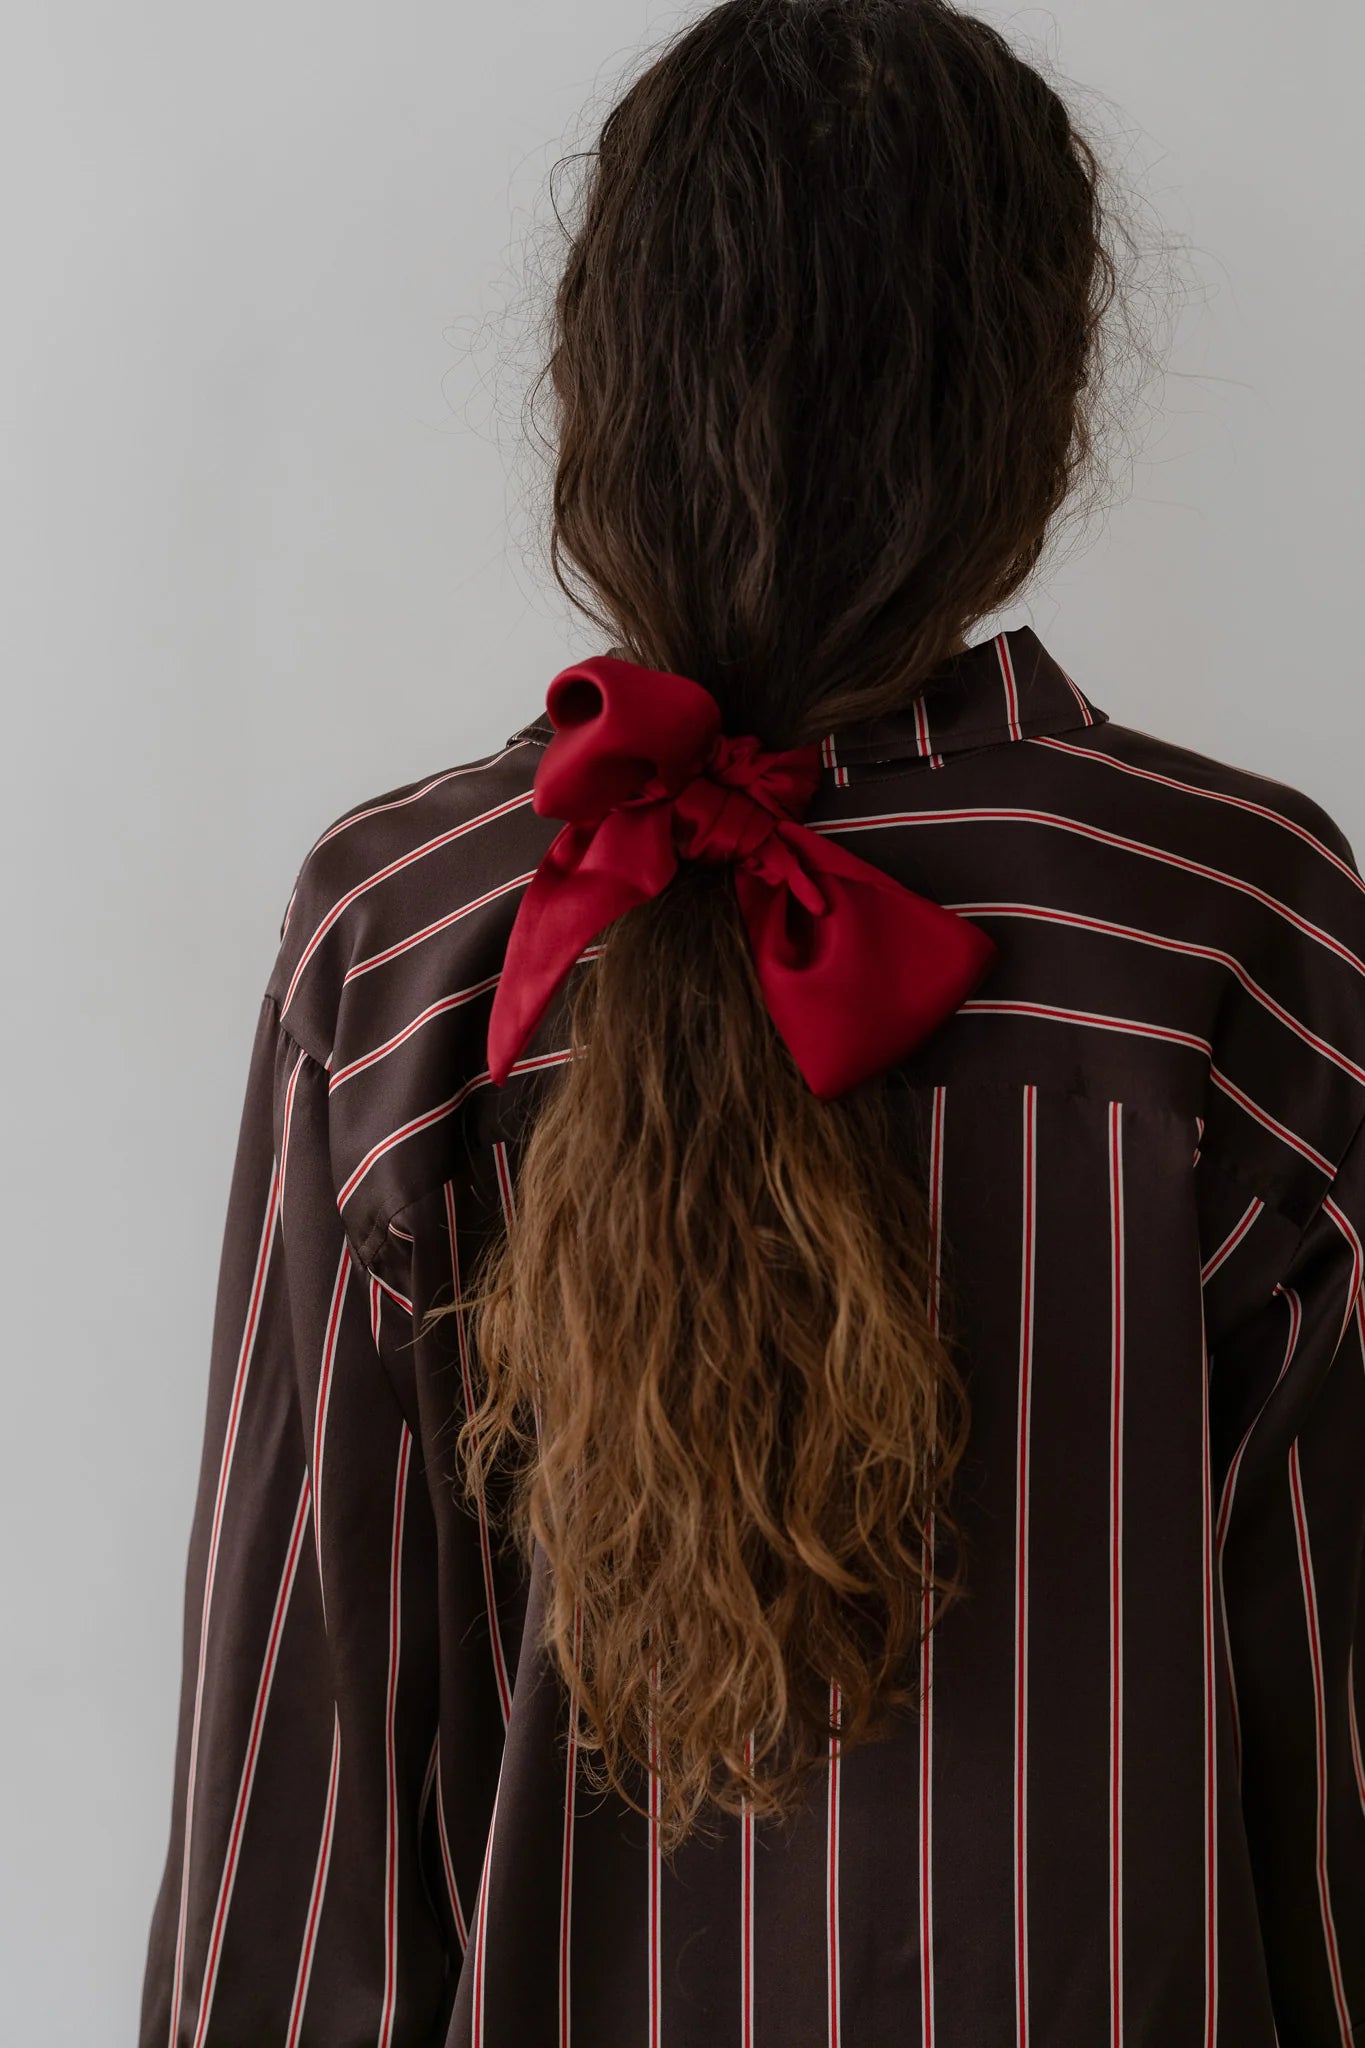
top-left (429, 0), bottom-right (1144, 1848)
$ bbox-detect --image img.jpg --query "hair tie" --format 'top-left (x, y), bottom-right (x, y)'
top-left (486, 655), bottom-right (996, 1099)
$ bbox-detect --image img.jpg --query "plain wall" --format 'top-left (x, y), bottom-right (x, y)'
top-left (2, 1), bottom-right (1362, 2037)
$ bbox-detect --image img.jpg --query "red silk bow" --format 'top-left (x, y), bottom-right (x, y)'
top-left (485, 656), bottom-right (996, 1099)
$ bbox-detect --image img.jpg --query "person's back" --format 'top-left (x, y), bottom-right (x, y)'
top-left (140, 5), bottom-right (1365, 2044)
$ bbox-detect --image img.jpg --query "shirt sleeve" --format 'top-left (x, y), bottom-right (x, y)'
top-left (139, 991), bottom-right (452, 2047)
top-left (1211, 1113), bottom-right (1365, 2045)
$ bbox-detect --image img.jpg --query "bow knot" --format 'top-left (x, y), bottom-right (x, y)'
top-left (486, 655), bottom-right (996, 1099)
top-left (643, 734), bottom-right (826, 913)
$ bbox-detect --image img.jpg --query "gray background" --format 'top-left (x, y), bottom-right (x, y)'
top-left (2, 1), bottom-right (1362, 2038)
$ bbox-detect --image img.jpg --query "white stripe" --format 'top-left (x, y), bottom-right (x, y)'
top-left (647, 1662), bottom-right (662, 2048)
top-left (827, 1681), bottom-right (842, 2048)
top-left (277, 1048), bottom-right (308, 1226)
top-left (469, 1758), bottom-right (507, 2048)
top-left (336, 1047), bottom-right (573, 1214)
top-left (281, 791), bottom-right (536, 1017)
top-left (1348, 1639), bottom-right (1365, 1817)
top-left (919, 1087), bottom-right (945, 2048)
top-left (300, 742), bottom-right (534, 864)
top-left (330, 973), bottom-right (506, 1092)
top-left (559, 1604), bottom-right (582, 2047)
top-left (811, 805), bottom-right (1365, 982)
top-left (1198, 1284), bottom-right (1218, 2048)
top-left (311, 1247), bottom-right (349, 1627)
top-left (1287, 1445), bottom-right (1354, 2043)
top-left (341, 872), bottom-right (534, 991)
top-left (166, 1144), bottom-right (286, 2048)
top-left (443, 1182), bottom-right (514, 1724)
top-left (1056, 665), bottom-right (1095, 726)
top-left (1215, 1287), bottom-right (1302, 1786)
top-left (996, 632), bottom-right (1023, 743)
top-left (740, 1731), bottom-right (755, 2048)
top-left (192, 1474), bottom-right (313, 2048)
top-left (1032, 735), bottom-right (1365, 898)
top-left (958, 1001), bottom-right (1334, 1175)
top-left (376, 1429), bottom-right (413, 2048)
top-left (1108, 1104), bottom-right (1125, 2048)
top-left (949, 901), bottom-right (1365, 1092)
top-left (286, 1708), bottom-right (342, 2047)
top-left (1322, 1197), bottom-right (1365, 1352)
top-left (1200, 1198), bottom-right (1264, 1285)
top-left (435, 1731), bottom-right (469, 1952)
top-left (1014, 1087), bottom-right (1036, 2047)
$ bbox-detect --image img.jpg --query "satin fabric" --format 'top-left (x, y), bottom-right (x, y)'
top-left (485, 654), bottom-right (996, 1098)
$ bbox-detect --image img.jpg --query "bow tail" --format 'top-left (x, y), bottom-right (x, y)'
top-left (486, 809), bottom-right (679, 1082)
top-left (733, 847), bottom-right (996, 1099)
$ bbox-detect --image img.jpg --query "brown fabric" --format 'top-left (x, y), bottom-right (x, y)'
top-left (140, 626), bottom-right (1365, 2046)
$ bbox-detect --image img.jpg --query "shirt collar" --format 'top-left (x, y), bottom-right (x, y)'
top-left (818, 624), bottom-right (1105, 771)
top-left (505, 625), bottom-right (1104, 772)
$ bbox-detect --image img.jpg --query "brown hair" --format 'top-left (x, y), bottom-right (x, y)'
top-left (430, 0), bottom-right (1145, 1847)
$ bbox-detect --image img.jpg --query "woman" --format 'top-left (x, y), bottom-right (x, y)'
top-left (140, 3), bottom-right (1365, 2043)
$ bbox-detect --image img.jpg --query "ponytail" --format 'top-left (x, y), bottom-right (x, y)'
top-left (448, 864), bottom-right (971, 1846)
top-left (424, 0), bottom-right (1126, 1846)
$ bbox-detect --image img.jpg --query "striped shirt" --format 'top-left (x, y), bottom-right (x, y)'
top-left (140, 624), bottom-right (1365, 2046)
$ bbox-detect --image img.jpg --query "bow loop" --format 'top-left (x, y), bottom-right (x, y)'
top-left (486, 654), bottom-right (996, 1098)
top-left (534, 661), bottom-right (720, 822)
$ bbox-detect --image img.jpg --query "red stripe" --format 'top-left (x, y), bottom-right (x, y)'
top-left (919, 1086), bottom-right (945, 2047)
top-left (918, 1511), bottom-right (936, 2048)
top-left (827, 1680), bottom-right (842, 2048)
top-left (276, 1047), bottom-right (307, 1216)
top-left (336, 1047), bottom-right (574, 1213)
top-left (286, 1708), bottom-right (341, 2047)
top-left (815, 805), bottom-right (1365, 980)
top-left (741, 1731), bottom-right (755, 2048)
top-left (434, 1733), bottom-right (469, 1953)
top-left (949, 900), bottom-right (1365, 1090)
top-left (1348, 1638), bottom-right (1365, 1817)
top-left (559, 1603), bottom-right (582, 2048)
top-left (443, 1182), bottom-right (513, 1724)
top-left (370, 1271), bottom-right (414, 1317)
top-left (1199, 1292), bottom-right (1218, 2048)
top-left (341, 873), bottom-right (534, 990)
top-left (1057, 667), bottom-right (1095, 726)
top-left (492, 1141), bottom-right (539, 1446)
top-left (648, 1664), bottom-right (662, 2048)
top-left (1288, 1447), bottom-right (1354, 2043)
top-left (1322, 1197), bottom-right (1365, 1350)
top-left (167, 1137), bottom-right (286, 2048)
top-left (311, 1247), bottom-right (349, 1624)
top-left (914, 694), bottom-right (934, 760)
top-left (469, 1770), bottom-right (504, 2048)
top-left (1108, 1104), bottom-right (1125, 2048)
top-left (417, 1735), bottom-right (439, 1871)
top-left (1210, 1069), bottom-right (1334, 1176)
top-left (1214, 1284), bottom-right (1300, 1789)
top-left (996, 632), bottom-right (1023, 743)
top-left (329, 972), bottom-right (506, 1091)
top-left (961, 998), bottom-right (1209, 1057)
top-left (377, 1429), bottom-right (413, 2048)
top-left (192, 1474), bottom-right (313, 2047)
top-left (960, 1000), bottom-right (1333, 1174)
top-left (282, 793), bottom-right (536, 1015)
top-left (493, 1139), bottom-right (517, 1227)
top-left (1033, 735), bottom-right (1365, 896)
top-left (1013, 1087), bottom-right (1036, 2048)
top-left (1200, 1198), bottom-right (1263, 1284)
top-left (301, 744), bottom-right (533, 863)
